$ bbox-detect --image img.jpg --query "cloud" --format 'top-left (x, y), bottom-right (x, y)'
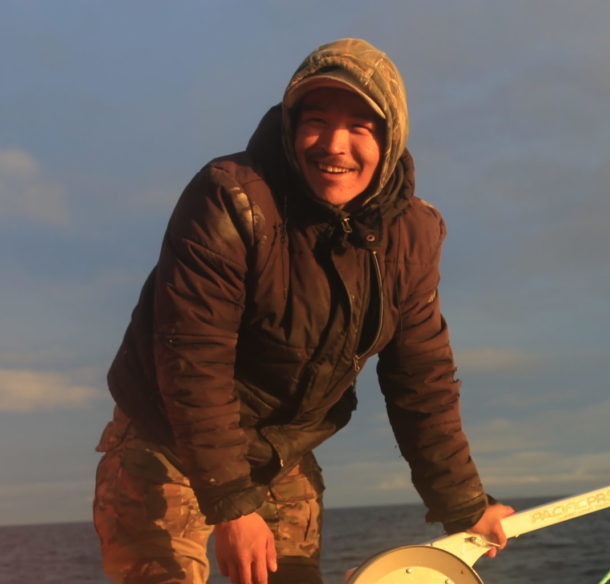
top-left (480, 451), bottom-right (610, 490)
top-left (0, 479), bottom-right (93, 498)
top-left (0, 148), bottom-right (70, 227)
top-left (320, 459), bottom-right (419, 508)
top-left (377, 473), bottom-right (411, 492)
top-left (469, 398), bottom-right (610, 455)
top-left (0, 368), bottom-right (104, 412)
top-left (466, 398), bottom-right (610, 497)
top-left (490, 389), bottom-right (581, 410)
top-left (455, 347), bottom-right (548, 374)
top-left (0, 348), bottom-right (76, 369)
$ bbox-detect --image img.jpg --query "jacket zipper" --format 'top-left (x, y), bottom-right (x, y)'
top-left (354, 249), bottom-right (384, 373)
top-left (335, 216), bottom-right (384, 374)
top-left (341, 216), bottom-right (353, 234)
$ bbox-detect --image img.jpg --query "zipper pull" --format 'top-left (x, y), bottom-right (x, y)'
top-left (341, 216), bottom-right (353, 234)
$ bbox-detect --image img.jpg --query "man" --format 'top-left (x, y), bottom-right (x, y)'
top-left (94, 38), bottom-right (513, 584)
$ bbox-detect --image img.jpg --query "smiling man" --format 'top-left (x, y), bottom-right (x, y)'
top-left (94, 39), bottom-right (513, 584)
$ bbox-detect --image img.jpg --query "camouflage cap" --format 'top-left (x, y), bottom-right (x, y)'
top-left (284, 70), bottom-right (386, 120)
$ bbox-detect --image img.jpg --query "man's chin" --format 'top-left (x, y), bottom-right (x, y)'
top-left (312, 189), bottom-right (356, 207)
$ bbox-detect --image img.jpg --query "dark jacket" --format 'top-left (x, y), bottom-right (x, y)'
top-left (106, 39), bottom-right (488, 529)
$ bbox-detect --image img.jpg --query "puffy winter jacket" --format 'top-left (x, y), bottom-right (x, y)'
top-left (106, 39), bottom-right (488, 529)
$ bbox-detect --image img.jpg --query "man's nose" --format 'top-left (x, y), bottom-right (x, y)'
top-left (320, 127), bottom-right (349, 154)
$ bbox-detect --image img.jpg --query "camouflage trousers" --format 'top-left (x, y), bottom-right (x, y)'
top-left (93, 409), bottom-right (324, 584)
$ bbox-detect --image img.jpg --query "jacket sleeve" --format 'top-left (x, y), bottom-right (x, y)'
top-left (377, 207), bottom-right (488, 532)
top-left (152, 164), bottom-right (266, 524)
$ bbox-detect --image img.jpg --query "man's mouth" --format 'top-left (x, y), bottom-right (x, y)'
top-left (318, 163), bottom-right (351, 174)
top-left (312, 159), bottom-right (357, 175)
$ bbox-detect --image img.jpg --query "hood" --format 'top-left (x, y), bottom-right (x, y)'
top-left (281, 38), bottom-right (409, 204)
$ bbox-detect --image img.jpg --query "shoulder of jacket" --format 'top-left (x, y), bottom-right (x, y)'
top-left (192, 151), bottom-right (279, 246)
top-left (204, 152), bottom-right (279, 211)
top-left (400, 195), bottom-right (446, 235)
top-left (410, 195), bottom-right (442, 218)
top-left (206, 151), bottom-right (267, 191)
top-left (387, 195), bottom-right (447, 262)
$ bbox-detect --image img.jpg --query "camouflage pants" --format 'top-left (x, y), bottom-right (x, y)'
top-left (93, 409), bottom-right (324, 584)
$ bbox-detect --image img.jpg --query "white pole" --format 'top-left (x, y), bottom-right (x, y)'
top-left (431, 485), bottom-right (610, 566)
top-left (501, 485), bottom-right (610, 539)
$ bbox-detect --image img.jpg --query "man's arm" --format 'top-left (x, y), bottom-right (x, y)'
top-left (152, 166), bottom-right (279, 583)
top-left (377, 204), bottom-right (490, 533)
top-left (153, 165), bottom-right (262, 520)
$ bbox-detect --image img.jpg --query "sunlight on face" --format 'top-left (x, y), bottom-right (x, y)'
top-left (294, 87), bottom-right (382, 206)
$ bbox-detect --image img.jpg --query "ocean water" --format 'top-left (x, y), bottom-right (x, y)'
top-left (1, 497), bottom-right (608, 584)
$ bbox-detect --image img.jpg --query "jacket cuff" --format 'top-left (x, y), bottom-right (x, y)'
top-left (194, 480), bottom-right (268, 525)
top-left (244, 427), bottom-right (282, 483)
top-left (437, 494), bottom-right (497, 534)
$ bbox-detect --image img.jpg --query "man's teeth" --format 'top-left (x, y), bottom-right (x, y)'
top-left (317, 163), bottom-right (351, 174)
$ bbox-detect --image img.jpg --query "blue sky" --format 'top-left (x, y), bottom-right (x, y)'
top-left (1, 0), bottom-right (609, 526)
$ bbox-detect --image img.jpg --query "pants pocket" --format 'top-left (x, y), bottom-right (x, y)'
top-left (258, 461), bottom-right (324, 561)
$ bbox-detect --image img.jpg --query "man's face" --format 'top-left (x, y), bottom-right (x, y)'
top-left (294, 87), bottom-right (382, 206)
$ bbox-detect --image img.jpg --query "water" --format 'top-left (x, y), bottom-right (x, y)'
top-left (1, 497), bottom-right (608, 584)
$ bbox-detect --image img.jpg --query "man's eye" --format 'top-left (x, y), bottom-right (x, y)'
top-left (353, 123), bottom-right (375, 133)
top-left (299, 119), bottom-right (327, 133)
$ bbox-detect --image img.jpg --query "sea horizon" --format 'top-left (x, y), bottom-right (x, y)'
top-left (2, 494), bottom-right (608, 584)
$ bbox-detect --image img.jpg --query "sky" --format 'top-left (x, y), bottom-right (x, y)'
top-left (1, 0), bottom-right (609, 526)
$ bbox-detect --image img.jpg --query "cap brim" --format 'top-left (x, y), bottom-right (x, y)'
top-left (284, 74), bottom-right (385, 119)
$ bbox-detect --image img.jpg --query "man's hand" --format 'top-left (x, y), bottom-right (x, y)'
top-left (215, 513), bottom-right (277, 584)
top-left (468, 503), bottom-right (515, 558)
